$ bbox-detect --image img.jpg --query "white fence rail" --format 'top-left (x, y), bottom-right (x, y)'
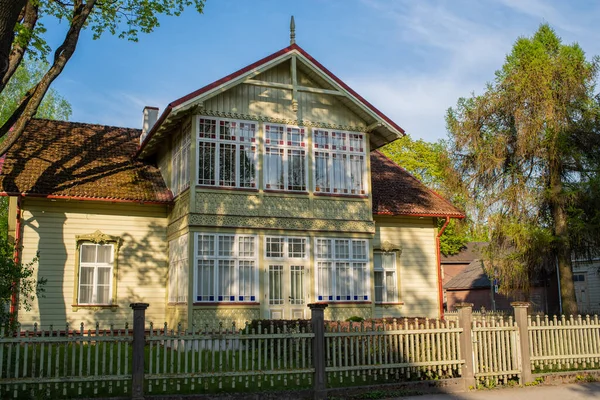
top-left (325, 319), bottom-right (463, 384)
top-left (0, 323), bottom-right (131, 399)
top-left (2, 304), bottom-right (600, 398)
top-left (529, 314), bottom-right (600, 371)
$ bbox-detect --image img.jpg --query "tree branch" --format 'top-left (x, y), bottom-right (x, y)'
top-left (0, 0), bottom-right (97, 155)
top-left (0, 1), bottom-right (39, 93)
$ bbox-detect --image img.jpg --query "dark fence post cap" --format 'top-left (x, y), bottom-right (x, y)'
top-left (130, 303), bottom-right (150, 310)
top-left (510, 302), bottom-right (531, 308)
top-left (307, 303), bottom-right (328, 310)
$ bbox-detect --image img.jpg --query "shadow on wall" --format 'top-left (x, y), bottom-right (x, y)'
top-left (2, 121), bottom-right (169, 329)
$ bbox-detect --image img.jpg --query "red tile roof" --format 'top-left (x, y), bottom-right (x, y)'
top-left (0, 119), bottom-right (172, 203)
top-left (0, 120), bottom-right (463, 218)
top-left (371, 151), bottom-right (465, 218)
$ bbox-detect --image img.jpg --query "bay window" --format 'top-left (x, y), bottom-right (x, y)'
top-left (315, 238), bottom-right (369, 301)
top-left (197, 118), bottom-right (257, 188)
top-left (264, 124), bottom-right (307, 191)
top-left (313, 130), bottom-right (366, 195)
top-left (194, 233), bottom-right (257, 302)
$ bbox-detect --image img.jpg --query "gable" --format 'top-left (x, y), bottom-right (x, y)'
top-left (138, 44), bottom-right (405, 158)
top-left (201, 60), bottom-right (368, 131)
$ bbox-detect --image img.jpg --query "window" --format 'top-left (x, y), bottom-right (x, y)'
top-left (73, 232), bottom-right (120, 308)
top-left (194, 233), bottom-right (257, 302)
top-left (313, 130), bottom-right (366, 195)
top-left (171, 124), bottom-right (191, 196)
top-left (315, 238), bottom-right (369, 301)
top-left (265, 236), bottom-right (308, 260)
top-left (197, 118), bottom-right (257, 188)
top-left (78, 243), bottom-right (114, 305)
top-left (264, 124), bottom-right (307, 191)
top-left (374, 251), bottom-right (397, 303)
top-left (169, 234), bottom-right (189, 303)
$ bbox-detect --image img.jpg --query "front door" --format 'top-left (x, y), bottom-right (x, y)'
top-left (267, 264), bottom-right (306, 319)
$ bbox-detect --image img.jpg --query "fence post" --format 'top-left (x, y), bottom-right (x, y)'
top-left (308, 303), bottom-right (328, 400)
top-left (512, 301), bottom-right (533, 385)
top-left (130, 303), bottom-right (149, 400)
top-left (456, 302), bottom-right (476, 390)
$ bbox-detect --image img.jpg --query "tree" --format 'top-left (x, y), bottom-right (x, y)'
top-left (446, 24), bottom-right (600, 314)
top-left (0, 57), bottom-right (71, 124)
top-left (380, 135), bottom-right (471, 255)
top-left (0, 0), bottom-right (205, 155)
top-left (0, 57), bottom-right (71, 326)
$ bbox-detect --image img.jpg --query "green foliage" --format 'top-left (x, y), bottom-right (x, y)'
top-left (446, 23), bottom-right (600, 300)
top-left (346, 316), bottom-right (364, 322)
top-left (0, 241), bottom-right (44, 329)
top-left (21, 1), bottom-right (206, 62)
top-left (0, 57), bottom-right (71, 125)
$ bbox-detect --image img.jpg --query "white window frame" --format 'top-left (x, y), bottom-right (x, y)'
top-left (263, 124), bottom-right (308, 192)
top-left (171, 124), bottom-right (191, 196)
top-left (314, 238), bottom-right (370, 302)
top-left (196, 116), bottom-right (258, 189)
top-left (77, 243), bottom-right (114, 305)
top-left (193, 233), bottom-right (258, 303)
top-left (373, 251), bottom-right (398, 304)
top-left (168, 234), bottom-right (189, 303)
top-left (312, 129), bottom-right (367, 195)
top-left (264, 236), bottom-right (309, 260)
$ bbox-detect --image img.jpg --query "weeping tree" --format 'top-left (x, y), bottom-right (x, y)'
top-left (0, 0), bottom-right (205, 155)
top-left (446, 24), bottom-right (600, 314)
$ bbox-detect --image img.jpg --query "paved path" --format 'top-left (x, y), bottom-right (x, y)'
top-left (395, 382), bottom-right (600, 399)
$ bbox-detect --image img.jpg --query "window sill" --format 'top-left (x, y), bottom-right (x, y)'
top-left (193, 302), bottom-right (260, 306)
top-left (263, 189), bottom-right (308, 195)
top-left (72, 304), bottom-right (118, 312)
top-left (313, 192), bottom-right (368, 199)
top-left (167, 302), bottom-right (188, 306)
top-left (318, 301), bottom-right (371, 305)
top-left (196, 185), bottom-right (259, 193)
top-left (375, 302), bottom-right (404, 306)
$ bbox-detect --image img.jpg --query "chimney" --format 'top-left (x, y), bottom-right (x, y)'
top-left (141, 106), bottom-right (159, 144)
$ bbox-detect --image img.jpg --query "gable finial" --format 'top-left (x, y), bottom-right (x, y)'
top-left (290, 16), bottom-right (296, 45)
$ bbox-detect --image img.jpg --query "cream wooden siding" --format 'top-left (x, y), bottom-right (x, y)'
top-left (572, 260), bottom-right (600, 314)
top-left (373, 216), bottom-right (440, 318)
top-left (18, 198), bottom-right (168, 329)
top-left (202, 61), bottom-right (366, 129)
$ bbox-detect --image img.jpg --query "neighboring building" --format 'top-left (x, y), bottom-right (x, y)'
top-left (1, 37), bottom-right (464, 329)
top-left (572, 259), bottom-right (600, 314)
top-left (442, 243), bottom-right (559, 314)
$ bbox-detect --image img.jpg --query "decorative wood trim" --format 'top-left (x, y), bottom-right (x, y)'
top-left (376, 240), bottom-right (402, 255)
top-left (198, 109), bottom-right (367, 133)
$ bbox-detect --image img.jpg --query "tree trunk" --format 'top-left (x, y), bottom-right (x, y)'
top-left (0, 0), bottom-right (27, 87)
top-left (0, 1), bottom-right (38, 93)
top-left (0, 0), bottom-right (97, 155)
top-left (550, 158), bottom-right (578, 315)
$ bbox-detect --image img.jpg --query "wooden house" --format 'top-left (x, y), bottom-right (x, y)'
top-left (0, 32), bottom-right (463, 329)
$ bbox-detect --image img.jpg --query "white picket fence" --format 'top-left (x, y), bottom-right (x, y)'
top-left (2, 307), bottom-right (600, 398)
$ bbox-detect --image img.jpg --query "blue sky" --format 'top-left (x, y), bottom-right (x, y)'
top-left (44, 0), bottom-right (600, 143)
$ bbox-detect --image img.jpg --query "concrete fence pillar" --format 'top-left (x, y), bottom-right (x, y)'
top-left (456, 302), bottom-right (476, 390)
top-left (512, 302), bottom-right (533, 385)
top-left (130, 303), bottom-right (149, 400)
top-left (308, 303), bottom-right (328, 400)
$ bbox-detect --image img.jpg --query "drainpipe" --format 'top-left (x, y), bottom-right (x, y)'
top-left (9, 196), bottom-right (23, 319)
top-left (437, 216), bottom-right (450, 319)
